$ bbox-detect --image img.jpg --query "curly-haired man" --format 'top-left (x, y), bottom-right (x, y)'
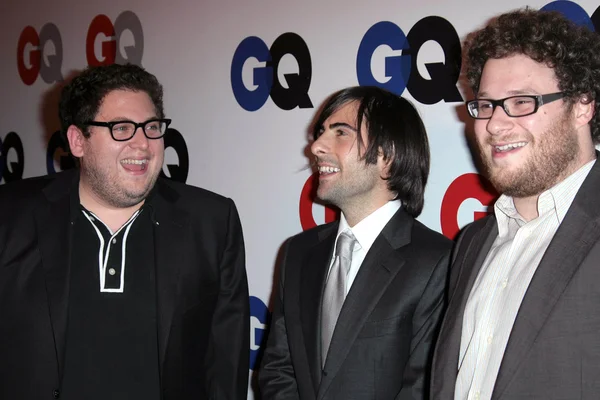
top-left (431, 9), bottom-right (600, 400)
top-left (0, 64), bottom-right (249, 400)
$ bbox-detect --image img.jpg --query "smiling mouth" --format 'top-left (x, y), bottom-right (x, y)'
top-left (318, 166), bottom-right (340, 174)
top-left (121, 159), bottom-right (149, 171)
top-left (493, 141), bottom-right (527, 153)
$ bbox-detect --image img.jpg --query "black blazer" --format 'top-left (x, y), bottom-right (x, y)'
top-left (259, 208), bottom-right (452, 400)
top-left (431, 157), bottom-right (600, 399)
top-left (0, 170), bottom-right (249, 400)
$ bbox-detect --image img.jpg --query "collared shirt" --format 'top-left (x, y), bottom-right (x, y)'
top-left (329, 200), bottom-right (401, 295)
top-left (455, 159), bottom-right (595, 400)
top-left (80, 208), bottom-right (142, 293)
top-left (62, 201), bottom-right (160, 400)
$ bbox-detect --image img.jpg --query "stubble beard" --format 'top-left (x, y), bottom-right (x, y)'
top-left (479, 114), bottom-right (580, 198)
top-left (82, 159), bottom-right (161, 209)
top-left (316, 164), bottom-right (381, 213)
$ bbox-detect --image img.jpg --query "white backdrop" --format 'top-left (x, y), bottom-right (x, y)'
top-left (1, 0), bottom-right (597, 397)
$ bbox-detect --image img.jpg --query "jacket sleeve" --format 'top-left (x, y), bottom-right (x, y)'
top-left (205, 199), bottom-right (250, 399)
top-left (258, 239), bottom-right (301, 399)
top-left (395, 249), bottom-right (452, 400)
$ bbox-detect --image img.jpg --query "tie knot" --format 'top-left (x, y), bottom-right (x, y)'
top-left (335, 231), bottom-right (356, 259)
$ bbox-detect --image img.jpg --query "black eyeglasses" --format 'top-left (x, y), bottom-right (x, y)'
top-left (466, 92), bottom-right (566, 119)
top-left (85, 118), bottom-right (172, 141)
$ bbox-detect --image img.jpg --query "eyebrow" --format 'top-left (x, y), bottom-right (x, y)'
top-left (106, 116), bottom-right (159, 122)
top-left (328, 122), bottom-right (357, 132)
top-left (478, 88), bottom-right (539, 98)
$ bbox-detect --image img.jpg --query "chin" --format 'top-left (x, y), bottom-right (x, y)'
top-left (123, 192), bottom-right (149, 206)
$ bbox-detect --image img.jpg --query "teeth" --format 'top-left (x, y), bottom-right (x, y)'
top-left (495, 142), bottom-right (527, 152)
top-left (318, 166), bottom-right (340, 174)
top-left (121, 159), bottom-right (148, 165)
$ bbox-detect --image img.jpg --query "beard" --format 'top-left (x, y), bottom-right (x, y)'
top-left (81, 156), bottom-right (161, 209)
top-left (477, 113), bottom-right (580, 198)
top-left (316, 162), bottom-right (381, 209)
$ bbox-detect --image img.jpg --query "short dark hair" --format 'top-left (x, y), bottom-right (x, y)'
top-left (312, 86), bottom-right (430, 217)
top-left (59, 63), bottom-right (164, 138)
top-left (466, 8), bottom-right (600, 141)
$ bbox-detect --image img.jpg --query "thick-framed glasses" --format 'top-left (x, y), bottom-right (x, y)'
top-left (85, 118), bottom-right (172, 141)
top-left (466, 92), bottom-right (566, 119)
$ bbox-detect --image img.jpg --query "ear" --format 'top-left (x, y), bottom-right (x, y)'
top-left (377, 146), bottom-right (392, 179)
top-left (67, 125), bottom-right (86, 158)
top-left (573, 94), bottom-right (595, 129)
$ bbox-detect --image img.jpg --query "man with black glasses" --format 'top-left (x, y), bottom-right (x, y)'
top-left (431, 9), bottom-right (600, 400)
top-left (0, 64), bottom-right (249, 400)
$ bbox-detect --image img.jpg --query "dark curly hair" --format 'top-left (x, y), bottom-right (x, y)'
top-left (466, 8), bottom-right (600, 141)
top-left (312, 86), bottom-right (430, 217)
top-left (59, 63), bottom-right (164, 138)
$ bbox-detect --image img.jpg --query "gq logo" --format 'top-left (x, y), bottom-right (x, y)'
top-left (231, 33), bottom-right (313, 111)
top-left (357, 16), bottom-right (462, 104)
top-left (46, 130), bottom-right (75, 174)
top-left (46, 128), bottom-right (189, 183)
top-left (0, 132), bottom-right (25, 184)
top-left (299, 173), bottom-right (339, 231)
top-left (250, 296), bottom-right (271, 370)
top-left (159, 128), bottom-right (189, 183)
top-left (17, 24), bottom-right (63, 86)
top-left (86, 11), bottom-right (144, 66)
top-left (440, 174), bottom-right (498, 240)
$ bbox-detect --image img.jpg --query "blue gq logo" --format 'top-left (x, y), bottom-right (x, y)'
top-left (357, 16), bottom-right (463, 104)
top-left (231, 33), bottom-right (313, 111)
top-left (541, 1), bottom-right (597, 30)
top-left (249, 296), bottom-right (271, 370)
top-left (356, 1), bottom-right (600, 104)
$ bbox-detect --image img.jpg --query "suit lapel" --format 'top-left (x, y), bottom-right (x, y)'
top-left (35, 171), bottom-right (78, 378)
top-left (493, 160), bottom-right (600, 399)
top-left (150, 180), bottom-right (189, 376)
top-left (317, 209), bottom-right (412, 400)
top-left (431, 216), bottom-right (497, 399)
top-left (300, 224), bottom-right (337, 393)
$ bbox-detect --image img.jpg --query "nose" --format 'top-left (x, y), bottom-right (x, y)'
top-left (486, 104), bottom-right (514, 136)
top-left (311, 133), bottom-right (330, 157)
top-left (128, 126), bottom-right (150, 148)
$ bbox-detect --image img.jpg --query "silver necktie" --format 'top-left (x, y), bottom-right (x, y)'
top-left (321, 230), bottom-right (356, 367)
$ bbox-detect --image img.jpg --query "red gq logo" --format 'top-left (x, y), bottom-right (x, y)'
top-left (440, 173), bottom-right (498, 240)
top-left (17, 23), bottom-right (63, 85)
top-left (86, 11), bottom-right (144, 66)
top-left (299, 173), bottom-right (339, 230)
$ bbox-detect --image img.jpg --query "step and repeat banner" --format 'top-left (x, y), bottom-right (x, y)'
top-left (1, 0), bottom-right (598, 397)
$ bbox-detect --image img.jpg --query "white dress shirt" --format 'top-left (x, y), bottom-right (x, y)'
top-left (328, 200), bottom-right (401, 295)
top-left (454, 160), bottom-right (595, 400)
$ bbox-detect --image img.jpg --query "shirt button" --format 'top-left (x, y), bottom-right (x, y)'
top-left (53, 389), bottom-right (60, 398)
top-left (501, 279), bottom-right (508, 288)
top-left (109, 268), bottom-right (116, 276)
top-left (112, 238), bottom-right (117, 244)
top-left (487, 335), bottom-right (493, 344)
top-left (89, 217), bottom-right (95, 222)
top-left (474, 391), bottom-right (480, 400)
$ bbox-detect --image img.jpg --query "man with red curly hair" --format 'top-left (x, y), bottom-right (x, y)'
top-left (432, 8), bottom-right (600, 400)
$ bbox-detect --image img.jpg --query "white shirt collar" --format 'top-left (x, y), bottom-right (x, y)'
top-left (495, 159), bottom-right (596, 230)
top-left (336, 200), bottom-right (402, 254)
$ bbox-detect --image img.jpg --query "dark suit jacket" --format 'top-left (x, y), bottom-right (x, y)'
top-left (431, 158), bottom-right (600, 399)
top-left (259, 208), bottom-right (452, 400)
top-left (0, 170), bottom-right (249, 400)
